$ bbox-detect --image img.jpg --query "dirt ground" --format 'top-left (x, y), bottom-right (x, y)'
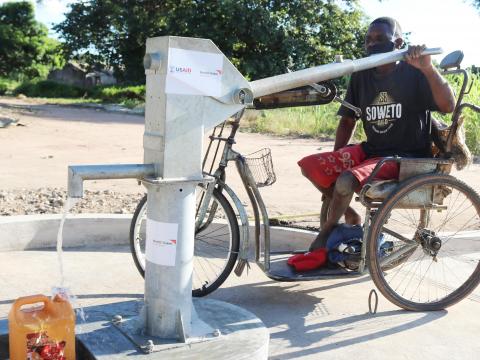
top-left (1, 96), bottom-right (480, 220)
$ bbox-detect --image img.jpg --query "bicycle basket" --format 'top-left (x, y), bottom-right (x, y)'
top-left (244, 148), bottom-right (276, 187)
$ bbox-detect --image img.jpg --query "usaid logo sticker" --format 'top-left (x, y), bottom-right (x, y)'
top-left (165, 48), bottom-right (224, 97)
top-left (146, 219), bottom-right (178, 267)
top-left (169, 66), bottom-right (192, 74)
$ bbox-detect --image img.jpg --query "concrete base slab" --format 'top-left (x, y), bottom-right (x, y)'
top-left (76, 298), bottom-right (269, 359)
top-left (1, 245), bottom-right (479, 359)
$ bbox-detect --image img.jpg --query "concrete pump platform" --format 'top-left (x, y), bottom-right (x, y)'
top-left (0, 216), bottom-right (479, 359)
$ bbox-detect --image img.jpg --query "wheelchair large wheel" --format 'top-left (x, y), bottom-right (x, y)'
top-left (367, 174), bottom-right (480, 311)
top-left (130, 186), bottom-right (240, 297)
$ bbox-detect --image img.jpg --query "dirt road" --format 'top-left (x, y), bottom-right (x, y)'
top-left (1, 97), bottom-right (480, 219)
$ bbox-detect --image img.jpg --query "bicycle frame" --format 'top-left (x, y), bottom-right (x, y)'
top-left (197, 110), bottom-right (272, 276)
top-left (199, 110), bottom-right (366, 281)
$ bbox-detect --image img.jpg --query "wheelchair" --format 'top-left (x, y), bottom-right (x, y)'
top-left (318, 50), bottom-right (480, 310)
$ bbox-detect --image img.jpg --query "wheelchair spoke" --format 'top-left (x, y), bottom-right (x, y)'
top-left (381, 226), bottom-right (416, 244)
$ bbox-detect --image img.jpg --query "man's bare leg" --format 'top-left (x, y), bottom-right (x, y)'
top-left (344, 206), bottom-right (361, 225)
top-left (323, 194), bottom-right (360, 225)
top-left (301, 169), bottom-right (360, 226)
top-left (310, 172), bottom-right (360, 251)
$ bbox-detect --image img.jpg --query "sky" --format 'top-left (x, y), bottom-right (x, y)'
top-left (2, 0), bottom-right (480, 66)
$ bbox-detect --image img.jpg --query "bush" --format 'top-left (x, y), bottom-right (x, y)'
top-left (87, 85), bottom-right (145, 102)
top-left (436, 72), bottom-right (480, 155)
top-left (0, 83), bottom-right (8, 95)
top-left (13, 80), bottom-right (85, 98)
top-left (0, 78), bottom-right (18, 95)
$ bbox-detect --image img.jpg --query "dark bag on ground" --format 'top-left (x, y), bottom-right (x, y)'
top-left (326, 224), bottom-right (390, 270)
top-left (326, 224), bottom-right (364, 270)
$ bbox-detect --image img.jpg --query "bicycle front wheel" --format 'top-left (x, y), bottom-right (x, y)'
top-left (130, 186), bottom-right (240, 297)
top-left (368, 174), bottom-right (480, 311)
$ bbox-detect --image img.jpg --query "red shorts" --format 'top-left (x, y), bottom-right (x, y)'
top-left (298, 144), bottom-right (399, 190)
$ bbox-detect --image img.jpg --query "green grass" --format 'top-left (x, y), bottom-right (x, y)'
top-left (243, 105), bottom-right (339, 138)
top-left (25, 96), bottom-right (141, 109)
top-left (86, 84), bottom-right (145, 104)
top-left (10, 80), bottom-right (145, 108)
top-left (29, 97), bottom-right (102, 105)
top-left (13, 80), bottom-right (85, 98)
top-left (242, 103), bottom-right (366, 141)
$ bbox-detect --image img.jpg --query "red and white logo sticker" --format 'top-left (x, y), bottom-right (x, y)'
top-left (146, 219), bottom-right (178, 267)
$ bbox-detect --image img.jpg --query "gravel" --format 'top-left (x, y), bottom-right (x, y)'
top-left (0, 188), bottom-right (145, 216)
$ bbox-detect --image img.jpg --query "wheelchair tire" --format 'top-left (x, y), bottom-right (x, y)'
top-left (367, 174), bottom-right (480, 311)
top-left (129, 187), bottom-right (240, 297)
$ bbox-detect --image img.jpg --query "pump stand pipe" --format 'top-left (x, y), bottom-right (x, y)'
top-left (250, 47), bottom-right (443, 98)
top-left (68, 163), bottom-right (156, 198)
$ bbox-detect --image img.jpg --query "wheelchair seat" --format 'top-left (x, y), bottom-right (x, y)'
top-left (361, 157), bottom-right (454, 205)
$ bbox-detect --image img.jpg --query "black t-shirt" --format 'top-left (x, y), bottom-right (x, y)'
top-left (337, 61), bottom-right (439, 157)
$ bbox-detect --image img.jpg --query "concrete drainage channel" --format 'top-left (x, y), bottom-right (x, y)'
top-left (0, 214), bottom-right (132, 251)
top-left (0, 214), bottom-right (314, 252)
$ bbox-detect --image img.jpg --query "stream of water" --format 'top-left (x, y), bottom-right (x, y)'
top-left (56, 197), bottom-right (79, 287)
top-left (55, 197), bottom-right (87, 322)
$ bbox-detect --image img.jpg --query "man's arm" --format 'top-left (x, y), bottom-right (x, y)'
top-left (334, 116), bottom-right (356, 151)
top-left (406, 45), bottom-right (456, 113)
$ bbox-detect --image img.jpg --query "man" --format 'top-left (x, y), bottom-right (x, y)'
top-left (298, 17), bottom-right (455, 251)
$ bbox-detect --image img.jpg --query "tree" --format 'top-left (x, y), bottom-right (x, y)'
top-left (55, 0), bottom-right (367, 83)
top-left (0, 1), bottom-right (64, 78)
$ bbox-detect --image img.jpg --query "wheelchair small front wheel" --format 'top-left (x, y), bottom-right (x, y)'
top-left (367, 174), bottom-right (480, 311)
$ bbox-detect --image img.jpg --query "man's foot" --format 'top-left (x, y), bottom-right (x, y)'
top-left (309, 228), bottom-right (331, 251)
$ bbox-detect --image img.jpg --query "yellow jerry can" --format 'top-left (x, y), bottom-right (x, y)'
top-left (9, 294), bottom-right (75, 360)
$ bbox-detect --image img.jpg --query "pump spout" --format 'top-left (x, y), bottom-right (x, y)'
top-left (250, 47), bottom-right (443, 98)
top-left (68, 163), bottom-right (156, 198)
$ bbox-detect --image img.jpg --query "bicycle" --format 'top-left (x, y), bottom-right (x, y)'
top-left (130, 50), bottom-right (480, 310)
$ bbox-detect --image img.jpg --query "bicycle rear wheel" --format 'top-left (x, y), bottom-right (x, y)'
top-left (130, 186), bottom-right (240, 297)
top-left (368, 174), bottom-right (480, 311)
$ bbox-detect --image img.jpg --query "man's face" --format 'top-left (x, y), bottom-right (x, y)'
top-left (364, 23), bottom-right (397, 55)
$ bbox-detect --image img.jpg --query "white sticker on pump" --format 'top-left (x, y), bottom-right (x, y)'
top-left (146, 219), bottom-right (178, 267)
top-left (165, 48), bottom-right (223, 97)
